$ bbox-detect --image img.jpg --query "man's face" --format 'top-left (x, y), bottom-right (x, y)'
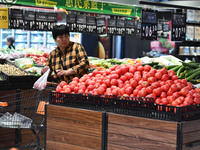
top-left (55, 34), bottom-right (70, 49)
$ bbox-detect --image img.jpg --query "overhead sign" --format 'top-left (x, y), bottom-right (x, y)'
top-left (1, 0), bottom-right (142, 17)
top-left (0, 7), bottom-right (9, 29)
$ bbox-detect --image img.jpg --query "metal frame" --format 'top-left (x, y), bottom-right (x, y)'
top-left (101, 112), bottom-right (108, 150)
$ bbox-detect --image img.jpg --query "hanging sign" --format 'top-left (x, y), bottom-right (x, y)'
top-left (76, 15), bottom-right (87, 33)
top-left (116, 19), bottom-right (125, 35)
top-left (141, 9), bottom-right (157, 40)
top-left (125, 19), bottom-right (135, 36)
top-left (24, 11), bottom-right (35, 30)
top-left (66, 14), bottom-right (77, 32)
top-left (47, 13), bottom-right (57, 31)
top-left (35, 12), bottom-right (48, 31)
top-left (107, 18), bottom-right (116, 35)
top-left (0, 8), bottom-right (8, 29)
top-left (86, 16), bottom-right (96, 34)
top-left (96, 17), bottom-right (106, 34)
top-left (9, 9), bottom-right (23, 29)
top-left (171, 13), bottom-right (186, 41)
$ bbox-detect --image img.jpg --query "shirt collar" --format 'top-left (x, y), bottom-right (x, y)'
top-left (56, 41), bottom-right (73, 55)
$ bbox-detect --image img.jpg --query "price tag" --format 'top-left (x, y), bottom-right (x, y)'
top-left (0, 8), bottom-right (8, 29)
top-left (107, 18), bottom-right (116, 35)
top-left (116, 19), bottom-right (125, 36)
top-left (171, 13), bottom-right (186, 41)
top-left (125, 19), bottom-right (135, 36)
top-left (76, 15), bottom-right (87, 33)
top-left (24, 11), bottom-right (35, 30)
top-left (86, 16), bottom-right (96, 34)
top-left (141, 10), bottom-right (157, 40)
top-left (96, 17), bottom-right (106, 34)
top-left (9, 9), bottom-right (23, 29)
top-left (66, 14), bottom-right (76, 32)
top-left (36, 12), bottom-right (48, 31)
top-left (47, 13), bottom-right (57, 31)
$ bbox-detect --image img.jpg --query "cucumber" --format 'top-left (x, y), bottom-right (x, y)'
top-left (176, 66), bottom-right (185, 77)
top-left (185, 68), bottom-right (200, 77)
top-left (165, 65), bottom-right (177, 70)
top-left (186, 70), bottom-right (200, 81)
top-left (182, 62), bottom-right (199, 69)
top-left (169, 65), bottom-right (182, 72)
top-left (142, 62), bottom-right (159, 67)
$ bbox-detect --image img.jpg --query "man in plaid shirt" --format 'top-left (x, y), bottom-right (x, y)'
top-left (42, 25), bottom-right (89, 83)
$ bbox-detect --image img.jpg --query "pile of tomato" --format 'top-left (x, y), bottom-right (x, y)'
top-left (55, 63), bottom-right (200, 107)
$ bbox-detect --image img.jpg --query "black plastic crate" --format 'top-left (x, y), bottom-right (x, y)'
top-left (0, 59), bottom-right (38, 82)
top-left (153, 104), bottom-right (200, 122)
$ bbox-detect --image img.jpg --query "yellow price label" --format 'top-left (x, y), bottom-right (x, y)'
top-left (0, 8), bottom-right (8, 29)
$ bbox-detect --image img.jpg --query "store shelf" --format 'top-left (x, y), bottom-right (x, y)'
top-left (186, 22), bottom-right (200, 26)
top-left (47, 41), bottom-right (55, 43)
top-left (31, 41), bottom-right (44, 43)
top-left (178, 55), bottom-right (200, 56)
top-left (15, 41), bottom-right (28, 43)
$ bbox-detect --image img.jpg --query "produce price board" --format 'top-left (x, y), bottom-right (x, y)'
top-left (9, 9), bottom-right (23, 29)
top-left (47, 13), bottom-right (57, 31)
top-left (107, 18), bottom-right (117, 35)
top-left (116, 19), bottom-right (126, 36)
top-left (66, 14), bottom-right (77, 32)
top-left (96, 17), bottom-right (106, 34)
top-left (24, 11), bottom-right (35, 30)
top-left (171, 13), bottom-right (186, 41)
top-left (125, 19), bottom-right (135, 36)
top-left (76, 15), bottom-right (87, 33)
top-left (35, 12), bottom-right (48, 31)
top-left (141, 9), bottom-right (157, 40)
top-left (0, 8), bottom-right (9, 29)
top-left (86, 16), bottom-right (96, 34)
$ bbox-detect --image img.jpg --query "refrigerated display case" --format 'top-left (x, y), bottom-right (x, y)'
top-left (46, 31), bottom-right (57, 50)
top-left (0, 29), bottom-right (14, 48)
top-left (30, 31), bottom-right (44, 49)
top-left (14, 30), bottom-right (29, 49)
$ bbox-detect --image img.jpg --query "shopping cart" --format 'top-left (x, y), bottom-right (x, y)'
top-left (0, 89), bottom-right (49, 150)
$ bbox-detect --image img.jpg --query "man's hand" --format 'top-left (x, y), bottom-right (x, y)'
top-left (42, 66), bottom-right (50, 74)
top-left (56, 68), bottom-right (75, 76)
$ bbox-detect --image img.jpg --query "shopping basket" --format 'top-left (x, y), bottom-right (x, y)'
top-left (0, 89), bottom-right (49, 150)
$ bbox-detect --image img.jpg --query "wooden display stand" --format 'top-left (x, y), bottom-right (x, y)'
top-left (45, 104), bottom-right (200, 150)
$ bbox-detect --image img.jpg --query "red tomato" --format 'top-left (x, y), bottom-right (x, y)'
top-left (79, 85), bottom-right (86, 91)
top-left (69, 84), bottom-right (75, 91)
top-left (168, 96), bottom-right (175, 104)
top-left (151, 82), bottom-right (160, 89)
top-left (64, 88), bottom-right (71, 93)
top-left (141, 81), bottom-right (149, 87)
top-left (87, 85), bottom-right (94, 91)
top-left (73, 86), bottom-right (79, 93)
top-left (171, 75), bottom-right (178, 81)
top-left (171, 84), bottom-right (178, 92)
top-left (125, 86), bottom-right (133, 95)
top-left (161, 84), bottom-right (170, 92)
top-left (161, 74), bottom-right (170, 81)
top-left (118, 84), bottom-right (124, 88)
top-left (134, 75), bottom-right (142, 82)
top-left (104, 79), bottom-right (111, 87)
top-left (124, 72), bottom-right (134, 80)
top-left (133, 89), bottom-right (139, 96)
top-left (94, 83), bottom-right (101, 88)
top-left (137, 89), bottom-right (147, 97)
top-left (97, 87), bottom-right (105, 95)
top-left (144, 65), bottom-right (151, 72)
top-left (142, 73), bottom-right (149, 81)
top-left (78, 89), bottom-right (85, 93)
top-left (172, 92), bottom-right (180, 99)
top-left (120, 65), bottom-right (129, 74)
top-left (129, 66), bottom-right (137, 74)
top-left (148, 77), bottom-right (156, 84)
top-left (112, 88), bottom-right (119, 96)
top-left (120, 88), bottom-right (125, 95)
top-left (124, 81), bottom-right (130, 85)
top-left (150, 68), bottom-right (157, 74)
top-left (136, 85), bottom-right (143, 90)
top-left (130, 80), bottom-right (138, 88)
top-left (155, 72), bottom-right (162, 80)
top-left (172, 100), bottom-right (179, 106)
top-left (160, 68), bottom-right (168, 74)
top-left (181, 79), bottom-right (187, 86)
top-left (117, 79), bottom-right (123, 85)
top-left (180, 88), bottom-right (189, 96)
top-left (153, 88), bottom-right (161, 96)
top-left (137, 66), bottom-right (144, 72)
top-left (111, 79), bottom-right (118, 86)
top-left (56, 85), bottom-right (62, 93)
top-left (168, 70), bottom-right (176, 77)
top-left (100, 84), bottom-right (107, 91)
top-left (159, 81), bottom-right (165, 86)
top-left (120, 75), bottom-right (128, 82)
top-left (160, 92), bottom-right (167, 98)
top-left (161, 98), bottom-right (169, 105)
top-left (194, 98), bottom-right (200, 104)
top-left (194, 92), bottom-right (200, 99)
top-left (146, 86), bottom-right (153, 94)
top-left (155, 98), bottom-right (162, 104)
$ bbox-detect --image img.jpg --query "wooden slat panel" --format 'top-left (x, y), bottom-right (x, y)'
top-left (108, 143), bottom-right (141, 150)
top-left (0, 140), bottom-right (15, 149)
top-left (46, 140), bottom-right (96, 150)
top-left (47, 116), bottom-right (102, 137)
top-left (182, 144), bottom-right (200, 150)
top-left (46, 105), bottom-right (102, 124)
top-left (182, 131), bottom-right (200, 144)
top-left (0, 128), bottom-right (15, 135)
top-left (21, 133), bottom-right (44, 146)
top-left (47, 128), bottom-right (101, 149)
top-left (108, 123), bottom-right (177, 144)
top-left (0, 133), bottom-right (15, 142)
top-left (108, 113), bottom-right (177, 133)
top-left (108, 133), bottom-right (176, 150)
top-left (182, 120), bottom-right (200, 133)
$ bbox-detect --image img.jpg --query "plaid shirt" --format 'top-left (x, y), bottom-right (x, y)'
top-left (46, 42), bottom-right (89, 83)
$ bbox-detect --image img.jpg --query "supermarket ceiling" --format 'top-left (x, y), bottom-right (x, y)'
top-left (88, 0), bottom-right (200, 9)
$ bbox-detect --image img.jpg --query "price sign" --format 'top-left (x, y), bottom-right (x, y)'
top-left (86, 16), bottom-right (96, 34)
top-left (107, 18), bottom-right (116, 35)
top-left (36, 12), bottom-right (48, 31)
top-left (66, 14), bottom-right (76, 32)
top-left (47, 13), bottom-right (57, 31)
top-left (0, 8), bottom-right (8, 29)
top-left (96, 17), bottom-right (106, 34)
top-left (116, 19), bottom-right (125, 36)
top-left (141, 10), bottom-right (157, 40)
top-left (125, 19), bottom-right (135, 36)
top-left (24, 11), bottom-right (35, 30)
top-left (9, 9), bottom-right (23, 29)
top-left (171, 13), bottom-right (186, 41)
top-left (76, 15), bottom-right (87, 33)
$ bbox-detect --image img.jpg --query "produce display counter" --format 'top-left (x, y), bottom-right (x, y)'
top-left (45, 103), bottom-right (200, 150)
